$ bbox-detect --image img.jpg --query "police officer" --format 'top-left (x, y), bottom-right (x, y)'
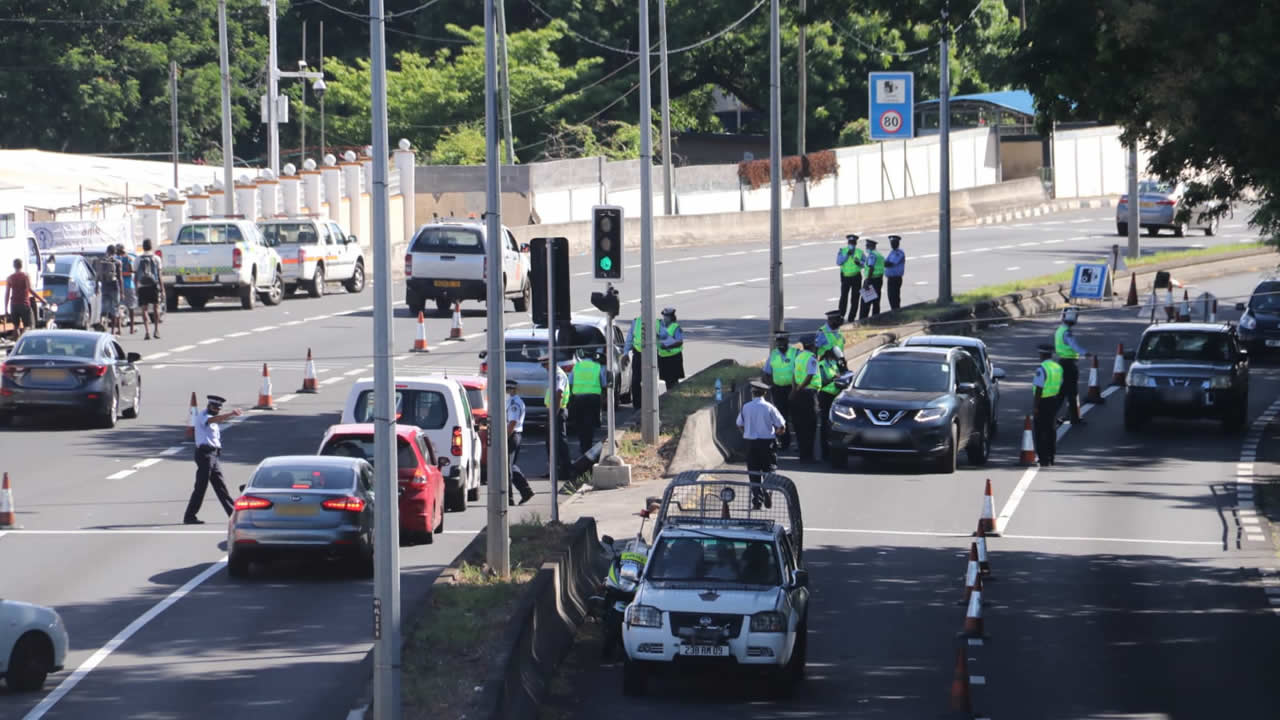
top-left (657, 307), bottom-right (685, 390)
top-left (763, 333), bottom-right (797, 450)
top-left (815, 309), bottom-right (846, 360)
top-left (569, 349), bottom-right (608, 457)
top-left (505, 379), bottom-right (535, 506)
top-left (184, 394), bottom-right (241, 524)
top-left (884, 235), bottom-right (905, 311)
top-left (737, 379), bottom-right (786, 509)
top-left (541, 351), bottom-right (573, 479)
top-left (790, 339), bottom-right (821, 462)
top-left (1055, 307), bottom-right (1091, 425)
top-left (1032, 345), bottom-right (1064, 467)
top-left (629, 316), bottom-right (644, 410)
top-left (860, 238), bottom-right (885, 320)
top-left (836, 234), bottom-right (865, 323)
top-left (816, 345), bottom-right (843, 461)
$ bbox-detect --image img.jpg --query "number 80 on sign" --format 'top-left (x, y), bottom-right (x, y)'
top-left (879, 110), bottom-right (903, 135)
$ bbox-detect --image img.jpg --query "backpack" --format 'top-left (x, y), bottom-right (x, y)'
top-left (94, 256), bottom-right (119, 286)
top-left (137, 254), bottom-right (160, 287)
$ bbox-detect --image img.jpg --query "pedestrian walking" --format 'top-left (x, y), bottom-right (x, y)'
top-left (1054, 307), bottom-right (1091, 425)
top-left (789, 339), bottom-right (820, 462)
top-left (135, 239), bottom-right (163, 340)
top-left (836, 234), bottom-right (865, 323)
top-left (541, 351), bottom-right (573, 480)
top-left (859, 238), bottom-right (885, 320)
top-left (763, 333), bottom-right (797, 450)
top-left (816, 345), bottom-right (843, 461)
top-left (737, 379), bottom-right (786, 509)
top-left (629, 316), bottom-right (644, 411)
top-left (1032, 345), bottom-right (1064, 467)
top-left (657, 307), bottom-right (685, 390)
top-left (116, 244), bottom-right (137, 335)
top-left (884, 234), bottom-right (905, 311)
top-left (184, 394), bottom-right (242, 524)
top-left (505, 379), bottom-right (535, 506)
top-left (5, 259), bottom-right (47, 339)
top-left (815, 310), bottom-right (846, 360)
top-left (569, 349), bottom-right (608, 457)
top-left (93, 247), bottom-right (122, 335)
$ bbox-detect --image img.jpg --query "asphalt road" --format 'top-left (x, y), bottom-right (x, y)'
top-left (547, 269), bottom-right (1280, 719)
top-left (0, 206), bottom-right (1266, 719)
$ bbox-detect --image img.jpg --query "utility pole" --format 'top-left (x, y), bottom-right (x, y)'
top-left (218, 0), bottom-right (235, 217)
top-left (937, 9), bottom-right (952, 304)
top-left (170, 61), bottom-right (179, 187)
top-left (320, 22), bottom-right (326, 159)
top-left (369, 1), bottom-right (402, 718)
top-left (496, 0), bottom-right (517, 164)
top-left (797, 0), bottom-right (806, 156)
top-left (639, 0), bottom-right (659, 444)
top-left (768, 0), bottom-right (783, 337)
top-left (266, 0), bottom-right (281, 176)
top-left (1127, 142), bottom-right (1140, 259)
top-left (484, 0), bottom-right (512, 575)
top-left (658, 0), bottom-right (674, 215)
top-left (301, 21), bottom-right (307, 163)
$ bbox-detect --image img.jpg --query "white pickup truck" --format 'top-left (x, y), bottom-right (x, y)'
top-left (161, 220), bottom-right (284, 310)
top-left (258, 218), bottom-right (367, 298)
top-left (404, 219), bottom-right (531, 316)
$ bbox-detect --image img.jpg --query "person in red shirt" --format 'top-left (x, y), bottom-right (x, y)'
top-left (5, 259), bottom-right (46, 338)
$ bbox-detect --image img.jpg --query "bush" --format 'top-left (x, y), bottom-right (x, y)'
top-left (737, 149), bottom-right (838, 190)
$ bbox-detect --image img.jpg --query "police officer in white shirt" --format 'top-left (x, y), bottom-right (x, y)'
top-left (505, 379), bottom-right (535, 505)
top-left (184, 394), bottom-right (242, 524)
top-left (737, 380), bottom-right (787, 509)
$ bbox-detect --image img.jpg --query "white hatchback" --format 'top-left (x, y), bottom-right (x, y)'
top-left (1, 599), bottom-right (69, 692)
top-left (341, 376), bottom-right (482, 512)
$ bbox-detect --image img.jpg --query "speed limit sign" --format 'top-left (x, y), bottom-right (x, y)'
top-left (868, 71), bottom-right (914, 140)
top-left (879, 110), bottom-right (904, 135)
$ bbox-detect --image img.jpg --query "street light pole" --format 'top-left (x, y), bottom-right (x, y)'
top-left (937, 10), bottom-right (953, 305)
top-left (266, 0), bottom-right (281, 176)
top-left (658, 0), bottom-right (674, 216)
top-left (218, 0), bottom-right (235, 217)
top-left (768, 0), bottom-right (783, 337)
top-left (320, 21), bottom-right (326, 159)
top-left (1127, 142), bottom-right (1140, 259)
top-left (496, 0), bottom-right (517, 164)
top-left (639, 0), bottom-right (659, 444)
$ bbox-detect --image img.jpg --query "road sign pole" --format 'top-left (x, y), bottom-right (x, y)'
top-left (217, 0), bottom-right (234, 217)
top-left (937, 14), bottom-right (952, 304)
top-left (546, 239), bottom-right (560, 523)
top-left (639, 0), bottom-right (659, 444)
top-left (768, 0), bottom-right (783, 339)
top-left (1127, 142), bottom-right (1140, 259)
top-left (605, 314), bottom-right (616, 460)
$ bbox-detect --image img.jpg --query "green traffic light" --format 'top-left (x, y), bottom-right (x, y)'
top-left (600, 257), bottom-right (612, 271)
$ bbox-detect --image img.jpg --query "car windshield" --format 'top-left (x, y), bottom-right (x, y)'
top-left (1249, 285), bottom-right (1280, 312)
top-left (259, 223), bottom-right (318, 246)
top-left (176, 224), bottom-right (244, 245)
top-left (251, 464), bottom-right (356, 490)
top-left (353, 389), bottom-right (449, 429)
top-left (505, 339), bottom-right (572, 364)
top-left (411, 227), bottom-right (483, 254)
top-left (319, 436), bottom-right (419, 469)
top-left (854, 358), bottom-right (951, 392)
top-left (1138, 332), bottom-right (1232, 362)
top-left (13, 334), bottom-right (96, 358)
top-left (645, 537), bottom-right (780, 585)
top-left (1139, 180), bottom-right (1174, 194)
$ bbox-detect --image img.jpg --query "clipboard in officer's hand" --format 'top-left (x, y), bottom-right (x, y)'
top-left (860, 285), bottom-right (879, 303)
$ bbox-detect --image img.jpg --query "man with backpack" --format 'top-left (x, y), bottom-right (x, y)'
top-left (116, 244), bottom-right (137, 335)
top-left (135, 239), bottom-right (163, 340)
top-left (93, 247), bottom-right (122, 334)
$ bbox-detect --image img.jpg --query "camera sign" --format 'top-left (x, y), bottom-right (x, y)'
top-left (868, 71), bottom-right (915, 141)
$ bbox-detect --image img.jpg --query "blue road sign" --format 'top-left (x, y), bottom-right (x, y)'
top-left (868, 72), bottom-right (914, 141)
top-left (1070, 263), bottom-right (1109, 299)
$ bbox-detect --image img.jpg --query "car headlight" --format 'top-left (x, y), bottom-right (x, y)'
top-left (915, 407), bottom-right (946, 422)
top-left (1128, 371), bottom-right (1156, 387)
top-left (832, 403), bottom-right (858, 420)
top-left (1240, 312), bottom-right (1257, 330)
top-left (626, 604), bottom-right (662, 628)
top-left (749, 611), bottom-right (787, 633)
top-left (1209, 376), bottom-right (1233, 389)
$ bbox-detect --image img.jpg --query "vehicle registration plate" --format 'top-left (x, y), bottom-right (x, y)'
top-left (433, 280), bottom-right (462, 288)
top-left (41, 289), bottom-right (52, 297)
top-left (31, 369), bottom-right (65, 381)
top-left (679, 644), bottom-right (728, 657)
top-left (274, 504), bottom-right (318, 517)
top-left (1266, 340), bottom-right (1280, 348)
top-left (1140, 202), bottom-right (1156, 208)
top-left (1165, 388), bottom-right (1199, 405)
top-left (183, 274), bottom-right (213, 283)
top-left (862, 428), bottom-right (900, 444)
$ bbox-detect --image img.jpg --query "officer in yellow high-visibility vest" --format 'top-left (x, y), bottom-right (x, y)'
top-left (815, 310), bottom-right (847, 362)
top-left (629, 316), bottom-right (644, 411)
top-left (1054, 307), bottom-right (1091, 426)
top-left (816, 345), bottom-right (844, 462)
top-left (789, 339), bottom-right (821, 462)
top-left (763, 332), bottom-right (797, 450)
top-left (540, 351), bottom-right (573, 478)
top-left (568, 349), bottom-right (609, 457)
top-left (859, 238), bottom-right (886, 320)
top-left (836, 233), bottom-right (865, 323)
top-left (1032, 344), bottom-right (1064, 467)
top-left (657, 307), bottom-right (685, 390)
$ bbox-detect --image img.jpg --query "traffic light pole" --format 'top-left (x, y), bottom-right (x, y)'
top-left (605, 314), bottom-right (616, 460)
top-left (638, 0), bottom-right (659, 444)
top-left (546, 240), bottom-right (560, 524)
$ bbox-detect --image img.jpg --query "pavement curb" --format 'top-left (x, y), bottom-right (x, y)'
top-left (973, 195), bottom-right (1117, 225)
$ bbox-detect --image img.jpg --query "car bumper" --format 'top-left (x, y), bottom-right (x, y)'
top-left (1238, 326), bottom-right (1280, 349)
top-left (399, 486), bottom-right (433, 533)
top-left (1126, 386), bottom-right (1241, 416)
top-left (623, 625), bottom-right (792, 667)
top-left (830, 417), bottom-right (951, 456)
top-left (228, 525), bottom-right (366, 551)
top-left (407, 277), bottom-right (487, 301)
top-left (0, 386), bottom-right (110, 413)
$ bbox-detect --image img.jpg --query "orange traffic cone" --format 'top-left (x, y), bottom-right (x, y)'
top-left (1125, 273), bottom-right (1138, 307)
top-left (949, 644), bottom-right (973, 714)
top-left (446, 302), bottom-right (464, 341)
top-left (411, 311), bottom-right (430, 353)
top-left (1019, 415), bottom-right (1036, 466)
top-left (299, 348), bottom-right (319, 393)
top-left (0, 472), bottom-right (15, 528)
top-left (975, 527), bottom-right (993, 579)
top-left (976, 479), bottom-right (998, 536)
top-left (961, 575), bottom-right (986, 638)
top-left (962, 543), bottom-right (980, 605)
top-left (1112, 344), bottom-right (1126, 386)
top-left (184, 391), bottom-right (197, 440)
top-left (1085, 355), bottom-right (1104, 404)
top-left (254, 363), bottom-right (276, 410)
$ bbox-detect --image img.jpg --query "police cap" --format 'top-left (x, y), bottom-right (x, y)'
top-left (845, 233), bottom-right (859, 243)
top-left (661, 306), bottom-right (676, 316)
top-left (505, 378), bottom-right (519, 389)
top-left (865, 238), bottom-right (878, 247)
top-left (825, 309), bottom-right (844, 318)
top-left (749, 379), bottom-right (770, 392)
top-left (206, 394), bottom-right (227, 407)
top-left (888, 234), bottom-right (902, 243)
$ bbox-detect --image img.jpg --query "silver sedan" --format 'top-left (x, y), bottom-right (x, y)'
top-left (1116, 179), bottom-right (1221, 237)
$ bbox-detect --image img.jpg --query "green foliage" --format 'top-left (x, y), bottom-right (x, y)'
top-left (838, 118), bottom-right (872, 147)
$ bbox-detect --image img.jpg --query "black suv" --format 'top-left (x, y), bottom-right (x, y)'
top-left (1124, 323), bottom-right (1249, 432)
top-left (828, 347), bottom-right (995, 474)
top-left (1235, 279), bottom-right (1280, 353)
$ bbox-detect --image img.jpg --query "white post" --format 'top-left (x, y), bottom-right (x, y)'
top-left (342, 150), bottom-right (362, 237)
top-left (139, 195), bottom-right (164, 247)
top-left (394, 140), bottom-right (416, 247)
top-left (322, 153), bottom-right (341, 221)
top-left (257, 169), bottom-right (279, 218)
top-left (301, 158), bottom-right (322, 216)
top-left (188, 184), bottom-right (211, 219)
top-left (209, 180), bottom-right (225, 217)
top-left (235, 174), bottom-right (258, 220)
top-left (281, 164), bottom-right (301, 217)
top-left (162, 188), bottom-right (187, 244)
top-left (362, 146), bottom-right (374, 195)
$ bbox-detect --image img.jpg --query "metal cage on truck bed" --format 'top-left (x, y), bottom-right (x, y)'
top-left (653, 470), bottom-right (804, 562)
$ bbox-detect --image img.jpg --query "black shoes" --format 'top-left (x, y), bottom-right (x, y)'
top-left (183, 517), bottom-right (205, 525)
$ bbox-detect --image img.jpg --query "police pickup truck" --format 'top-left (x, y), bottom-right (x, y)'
top-left (258, 218), bottom-right (366, 298)
top-left (404, 219), bottom-right (530, 316)
top-left (162, 220), bottom-right (284, 310)
top-left (621, 471), bottom-right (808, 698)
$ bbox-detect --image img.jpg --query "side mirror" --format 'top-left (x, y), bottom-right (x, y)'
top-left (1236, 302), bottom-right (1247, 311)
top-left (957, 382), bottom-right (978, 395)
top-left (833, 375), bottom-right (852, 390)
top-left (347, 235), bottom-right (358, 245)
top-left (478, 350), bottom-right (488, 360)
top-left (520, 243), bottom-right (530, 252)
top-left (992, 367), bottom-right (1006, 380)
top-left (1124, 350), bottom-right (1137, 362)
top-left (791, 569), bottom-right (809, 589)
top-left (238, 484), bottom-right (246, 493)
top-left (436, 456), bottom-right (451, 469)
top-left (601, 535), bottom-right (615, 546)
top-left (126, 352), bottom-right (141, 363)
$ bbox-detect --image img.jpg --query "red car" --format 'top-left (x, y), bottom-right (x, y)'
top-left (453, 375), bottom-right (491, 482)
top-left (317, 423), bottom-right (447, 544)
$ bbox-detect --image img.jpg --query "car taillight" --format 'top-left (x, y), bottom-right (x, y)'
top-left (1, 364), bottom-right (17, 379)
top-left (234, 495), bottom-right (273, 511)
top-left (74, 365), bottom-right (109, 378)
top-left (232, 247), bottom-right (242, 269)
top-left (66, 288), bottom-right (80, 301)
top-left (1119, 195), bottom-right (1127, 204)
top-left (451, 426), bottom-right (463, 456)
top-left (479, 361), bottom-right (488, 375)
top-left (404, 253), bottom-right (412, 276)
top-left (322, 496), bottom-right (366, 512)
top-left (483, 255), bottom-right (488, 282)
top-left (1157, 200), bottom-right (1176, 205)
top-left (155, 248), bottom-right (163, 260)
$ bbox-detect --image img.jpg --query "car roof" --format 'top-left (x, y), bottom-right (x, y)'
top-left (872, 346), bottom-right (955, 360)
top-left (17, 329), bottom-right (104, 342)
top-left (659, 525), bottom-right (780, 541)
top-left (322, 423), bottom-right (422, 439)
top-left (349, 375), bottom-right (463, 391)
top-left (448, 374), bottom-right (486, 388)
top-left (505, 316), bottom-right (608, 341)
top-left (902, 335), bottom-right (986, 350)
top-left (258, 454), bottom-right (369, 469)
top-left (1143, 322), bottom-right (1233, 334)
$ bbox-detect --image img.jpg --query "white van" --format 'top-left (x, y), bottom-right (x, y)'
top-left (341, 376), bottom-right (482, 512)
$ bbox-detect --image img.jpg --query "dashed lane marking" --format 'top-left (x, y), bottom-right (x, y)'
top-left (159, 446), bottom-right (185, 456)
top-left (197, 338), bottom-right (222, 345)
top-left (1000, 534), bottom-right (1221, 546)
top-left (208, 366), bottom-right (224, 371)
top-left (274, 393), bottom-right (298, 404)
top-left (169, 344), bottom-right (196, 352)
top-left (146, 352), bottom-right (170, 360)
top-left (134, 458), bottom-right (162, 469)
top-left (344, 369), bottom-right (364, 376)
top-left (226, 331), bottom-right (251, 338)
top-left (2, 529), bottom-right (224, 535)
top-left (320, 377), bottom-right (345, 386)
top-left (105, 469), bottom-right (136, 480)
top-left (739, 314), bottom-right (758, 320)
top-left (251, 326), bottom-right (276, 332)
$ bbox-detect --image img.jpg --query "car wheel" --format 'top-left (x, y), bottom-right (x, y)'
top-left (435, 298), bottom-right (451, 317)
top-left (406, 289), bottom-right (424, 317)
top-left (227, 551), bottom-right (251, 578)
top-left (435, 501), bottom-right (445, 533)
top-left (1147, 226), bottom-right (1159, 237)
top-left (165, 289), bottom-right (179, 313)
top-left (261, 270), bottom-right (284, 306)
top-left (467, 483), bottom-right (480, 503)
top-left (344, 261), bottom-right (367, 293)
top-left (829, 446), bottom-right (848, 470)
top-left (187, 293), bottom-right (209, 310)
top-left (121, 382), bottom-right (141, 419)
top-left (97, 388), bottom-right (118, 429)
top-left (966, 422), bottom-right (990, 466)
top-left (5, 632), bottom-right (53, 692)
top-left (1116, 222), bottom-right (1128, 237)
top-left (308, 265), bottom-right (325, 298)
top-left (936, 423), bottom-right (957, 474)
top-left (622, 659), bottom-right (647, 697)
top-left (240, 277), bottom-right (257, 309)
top-left (1204, 218), bottom-right (1219, 237)
top-left (1174, 221), bottom-right (1187, 237)
top-left (513, 278), bottom-right (530, 312)
top-left (355, 547), bottom-right (375, 579)
top-left (790, 618), bottom-right (808, 681)
top-left (1123, 401), bottom-right (1146, 432)
top-left (445, 480), bottom-right (466, 512)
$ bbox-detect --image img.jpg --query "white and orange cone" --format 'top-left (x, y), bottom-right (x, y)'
top-left (962, 543), bottom-right (980, 605)
top-left (184, 391), bottom-right (197, 441)
top-left (254, 363), bottom-right (276, 410)
top-left (976, 479), bottom-right (998, 536)
top-left (446, 302), bottom-right (464, 341)
top-left (0, 472), bottom-right (15, 528)
top-left (949, 644), bottom-right (972, 714)
top-left (1019, 415), bottom-right (1036, 466)
top-left (1085, 355), bottom-right (1104, 404)
top-left (975, 527), bottom-right (993, 579)
top-left (961, 575), bottom-right (986, 638)
top-left (299, 348), bottom-right (319, 393)
top-left (411, 311), bottom-right (430, 353)
top-left (1112, 344), bottom-right (1126, 386)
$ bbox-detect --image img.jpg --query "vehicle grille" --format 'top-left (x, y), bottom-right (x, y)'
top-left (669, 612), bottom-right (743, 639)
top-left (1158, 376), bottom-right (1207, 388)
top-left (862, 408), bottom-right (907, 426)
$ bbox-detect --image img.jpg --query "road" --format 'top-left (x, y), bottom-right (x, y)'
top-left (547, 269), bottom-right (1280, 719)
top-left (0, 206), bottom-right (1265, 719)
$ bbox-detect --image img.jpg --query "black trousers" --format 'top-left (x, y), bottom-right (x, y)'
top-left (1060, 358), bottom-right (1082, 422)
top-left (769, 384), bottom-right (793, 449)
top-left (187, 446), bottom-right (234, 520)
top-left (887, 275), bottom-right (903, 311)
top-left (790, 388), bottom-right (818, 461)
top-left (630, 350), bottom-right (643, 411)
top-left (745, 438), bottom-right (777, 507)
top-left (508, 432), bottom-right (532, 501)
top-left (860, 276), bottom-right (883, 319)
top-left (818, 391), bottom-right (836, 460)
top-left (549, 408), bottom-right (572, 478)
top-left (838, 274), bottom-right (862, 322)
top-left (569, 394), bottom-right (602, 457)
top-left (1034, 395), bottom-right (1063, 465)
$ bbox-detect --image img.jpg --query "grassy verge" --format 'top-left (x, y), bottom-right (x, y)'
top-left (402, 517), bottom-right (572, 720)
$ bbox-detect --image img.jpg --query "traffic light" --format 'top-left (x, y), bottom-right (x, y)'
top-left (592, 205), bottom-right (623, 280)
top-left (591, 284), bottom-right (620, 318)
top-left (529, 236), bottom-right (570, 327)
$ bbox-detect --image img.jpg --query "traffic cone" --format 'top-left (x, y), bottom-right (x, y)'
top-left (446, 302), bottom-right (464, 341)
top-left (961, 575), bottom-right (986, 638)
top-left (299, 348), bottom-right (319, 393)
top-left (1019, 415), bottom-right (1036, 466)
top-left (1125, 273), bottom-right (1138, 306)
top-left (976, 479), bottom-right (998, 536)
top-left (410, 311), bottom-right (430, 353)
top-left (975, 527), bottom-right (993, 579)
top-left (184, 391), bottom-right (197, 441)
top-left (962, 543), bottom-right (980, 605)
top-left (949, 644), bottom-right (972, 714)
top-left (1085, 355), bottom-right (1104, 404)
top-left (254, 363), bottom-right (276, 410)
top-left (0, 472), bottom-right (15, 528)
top-left (1112, 344), bottom-right (1126, 386)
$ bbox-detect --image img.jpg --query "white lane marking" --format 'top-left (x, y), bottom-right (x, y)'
top-left (674, 289), bottom-right (697, 295)
top-left (252, 325), bottom-right (277, 332)
top-left (105, 469), bottom-right (136, 480)
top-left (920, 253), bottom-right (939, 259)
top-left (1006, 266), bottom-right (1021, 271)
top-left (146, 352), bottom-right (170, 360)
top-left (208, 366), bottom-right (224, 371)
top-left (1000, 534), bottom-right (1221, 546)
top-left (21, 559), bottom-right (227, 720)
top-left (281, 320), bottom-right (304, 327)
top-left (3, 530), bottom-right (225, 536)
top-left (169, 344), bottom-right (196, 352)
top-left (1044, 239), bottom-right (1065, 244)
top-left (574, 271), bottom-right (591, 277)
top-left (1017, 242), bottom-right (1037, 247)
top-left (970, 247), bottom-right (991, 253)
top-left (226, 331), bottom-right (251, 338)
top-left (915, 280), bottom-right (929, 285)
top-left (726, 251), bottom-right (748, 257)
top-left (656, 260), bottom-right (673, 265)
top-left (344, 369), bottom-right (364, 376)
top-left (961, 273), bottom-right (974, 278)
top-left (655, 293), bottom-right (671, 299)
top-left (159, 446), bottom-right (185, 456)
top-left (996, 467), bottom-right (1038, 533)
top-left (825, 297), bottom-right (838, 302)
top-left (996, 245), bottom-right (1013, 250)
top-left (1054, 260), bottom-right (1067, 264)
top-left (274, 393), bottom-right (298, 404)
top-left (696, 285), bottom-right (722, 291)
top-left (807, 527), bottom-right (970, 538)
top-left (703, 253), bottom-right (723, 259)
top-left (320, 377), bottom-right (344, 385)
top-left (784, 306), bottom-right (798, 311)
top-left (740, 314), bottom-right (758, 319)
top-left (134, 458), bottom-right (162, 470)
top-left (197, 338), bottom-right (222, 345)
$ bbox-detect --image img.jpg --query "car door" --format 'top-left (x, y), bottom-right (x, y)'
top-left (110, 340), bottom-right (138, 400)
top-left (455, 387), bottom-right (481, 484)
top-left (76, 260), bottom-right (101, 324)
top-left (954, 356), bottom-right (982, 442)
top-left (504, 228), bottom-right (523, 289)
top-left (328, 222), bottom-right (354, 279)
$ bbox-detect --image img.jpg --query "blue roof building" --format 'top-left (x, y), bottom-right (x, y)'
top-left (914, 90), bottom-right (1037, 136)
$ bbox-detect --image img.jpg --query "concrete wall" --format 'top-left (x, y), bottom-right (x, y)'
top-left (1051, 125), bottom-right (1151, 199)
top-left (1000, 137), bottom-right (1045, 181)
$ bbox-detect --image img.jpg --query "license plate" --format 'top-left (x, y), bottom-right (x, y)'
top-left (1266, 340), bottom-right (1280, 348)
top-left (679, 644), bottom-right (728, 657)
top-left (1165, 388), bottom-right (1198, 404)
top-left (31, 369), bottom-right (65, 381)
top-left (41, 289), bottom-right (52, 297)
top-left (183, 274), bottom-right (213, 283)
top-left (1140, 202), bottom-right (1156, 208)
top-left (274, 504), bottom-right (318, 517)
top-left (433, 280), bottom-right (461, 288)
top-left (862, 428), bottom-right (900, 443)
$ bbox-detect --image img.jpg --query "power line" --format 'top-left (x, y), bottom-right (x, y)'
top-left (835, 2), bottom-right (992, 60)
top-left (525, 0), bottom-right (767, 56)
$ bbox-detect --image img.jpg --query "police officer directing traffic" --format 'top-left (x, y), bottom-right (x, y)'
top-left (1055, 307), bottom-right (1091, 426)
top-left (836, 234), bottom-right (865, 323)
top-left (1032, 345), bottom-right (1063, 467)
top-left (569, 349), bottom-right (609, 457)
top-left (184, 394), bottom-right (242, 524)
top-left (505, 379), bottom-right (535, 506)
top-left (541, 351), bottom-right (573, 480)
top-left (790, 339), bottom-right (821, 462)
top-left (884, 235), bottom-right (906, 311)
top-left (629, 315), bottom-right (645, 411)
top-left (763, 333), bottom-right (797, 450)
top-left (657, 307), bottom-right (685, 391)
top-left (859, 238), bottom-right (885, 320)
top-left (737, 379), bottom-right (786, 509)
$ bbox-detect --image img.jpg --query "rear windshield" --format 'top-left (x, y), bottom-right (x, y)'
top-left (176, 224), bottom-right (245, 245)
top-left (13, 334), bottom-right (96, 358)
top-left (259, 223), bottom-right (320, 246)
top-left (1139, 180), bottom-right (1174, 194)
top-left (43, 277), bottom-right (72, 301)
top-left (251, 465), bottom-right (356, 490)
top-left (410, 227), bottom-right (483, 254)
top-left (645, 537), bottom-right (780, 585)
top-left (1249, 284), bottom-right (1280, 312)
top-left (320, 436), bottom-right (419, 469)
top-left (855, 358), bottom-right (951, 393)
top-left (353, 389), bottom-right (449, 429)
top-left (464, 387), bottom-right (486, 411)
top-left (505, 340), bottom-right (572, 364)
top-left (1139, 332), bottom-right (1232, 362)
